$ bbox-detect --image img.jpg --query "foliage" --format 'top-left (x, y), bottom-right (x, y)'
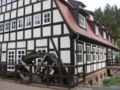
top-left (103, 75), bottom-right (120, 87)
top-left (94, 4), bottom-right (120, 48)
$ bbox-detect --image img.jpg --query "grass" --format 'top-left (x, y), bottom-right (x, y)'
top-left (103, 74), bottom-right (120, 87)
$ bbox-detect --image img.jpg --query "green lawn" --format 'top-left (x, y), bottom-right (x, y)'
top-left (103, 74), bottom-right (120, 87)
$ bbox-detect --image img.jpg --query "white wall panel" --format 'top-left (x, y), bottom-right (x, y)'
top-left (12, 2), bottom-right (17, 9)
top-left (87, 65), bottom-right (91, 73)
top-left (18, 0), bottom-right (23, 7)
top-left (17, 41), bottom-right (26, 48)
top-left (25, 0), bottom-right (30, 5)
top-left (25, 5), bottom-right (32, 15)
top-left (33, 28), bottom-right (41, 38)
top-left (53, 25), bottom-right (61, 35)
top-left (31, 0), bottom-right (37, 3)
top-left (27, 40), bottom-right (34, 50)
top-left (18, 8), bottom-right (24, 17)
top-left (0, 35), bottom-right (3, 42)
top-left (61, 51), bottom-right (70, 63)
top-left (53, 1), bottom-right (57, 8)
top-left (8, 42), bottom-right (15, 49)
top-left (53, 38), bottom-right (58, 50)
top-left (2, 43), bottom-right (7, 51)
top-left (11, 10), bottom-right (16, 18)
top-left (25, 30), bottom-right (32, 39)
top-left (53, 10), bottom-right (63, 23)
top-left (1, 53), bottom-right (6, 62)
top-left (36, 39), bottom-right (47, 47)
top-left (60, 36), bottom-right (70, 48)
top-left (49, 39), bottom-right (54, 49)
top-left (43, 0), bottom-right (51, 10)
top-left (4, 33), bottom-right (9, 41)
top-left (33, 3), bottom-right (41, 12)
top-left (5, 12), bottom-right (10, 20)
top-left (2, 6), bottom-right (6, 12)
top-left (10, 32), bottom-right (16, 41)
top-left (43, 26), bottom-right (51, 36)
top-left (0, 14), bottom-right (3, 21)
top-left (64, 24), bottom-right (69, 34)
top-left (7, 4), bottom-right (11, 11)
top-left (17, 31), bottom-right (23, 40)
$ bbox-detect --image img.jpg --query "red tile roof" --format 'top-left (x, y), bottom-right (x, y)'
top-left (55, 0), bottom-right (119, 50)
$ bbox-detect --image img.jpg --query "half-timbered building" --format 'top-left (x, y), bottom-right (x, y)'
top-left (0, 0), bottom-right (119, 86)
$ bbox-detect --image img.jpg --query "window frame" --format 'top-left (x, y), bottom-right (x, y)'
top-left (17, 18), bottom-right (24, 29)
top-left (4, 21), bottom-right (9, 32)
top-left (79, 14), bottom-right (86, 29)
top-left (86, 45), bottom-right (91, 62)
top-left (43, 11), bottom-right (51, 25)
top-left (11, 20), bottom-right (16, 31)
top-left (95, 25), bottom-right (99, 35)
top-left (25, 16), bottom-right (32, 28)
top-left (33, 13), bottom-right (41, 26)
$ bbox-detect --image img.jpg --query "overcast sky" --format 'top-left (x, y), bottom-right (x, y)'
top-left (78, 0), bottom-right (120, 11)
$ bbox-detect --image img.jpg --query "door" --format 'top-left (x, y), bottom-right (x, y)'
top-left (7, 50), bottom-right (15, 72)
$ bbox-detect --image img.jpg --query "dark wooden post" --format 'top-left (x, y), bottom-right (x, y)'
top-left (29, 64), bottom-right (32, 83)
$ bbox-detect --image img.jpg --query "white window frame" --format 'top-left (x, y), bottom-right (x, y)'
top-left (79, 14), bottom-right (86, 29)
top-left (93, 46), bottom-right (96, 62)
top-left (17, 18), bottom-right (24, 29)
top-left (25, 16), bottom-right (32, 28)
top-left (4, 21), bottom-right (9, 32)
top-left (7, 50), bottom-right (15, 72)
top-left (11, 20), bottom-right (16, 30)
top-left (86, 45), bottom-right (91, 63)
top-left (43, 11), bottom-right (51, 25)
top-left (95, 25), bottom-right (99, 35)
top-left (103, 31), bottom-right (106, 39)
top-left (17, 49), bottom-right (26, 64)
top-left (77, 43), bottom-right (83, 64)
top-left (33, 13), bottom-right (41, 26)
top-left (0, 23), bottom-right (3, 33)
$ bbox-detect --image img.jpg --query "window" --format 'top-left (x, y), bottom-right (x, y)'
top-left (86, 45), bottom-right (91, 62)
top-left (7, 50), bottom-right (15, 72)
top-left (11, 20), bottom-right (16, 30)
top-left (95, 25), bottom-right (99, 35)
top-left (79, 14), bottom-right (86, 28)
top-left (4, 22), bottom-right (9, 32)
top-left (17, 18), bottom-right (23, 29)
top-left (0, 23), bottom-right (3, 33)
top-left (103, 31), bottom-right (106, 39)
top-left (17, 49), bottom-right (25, 64)
top-left (34, 13), bottom-right (41, 26)
top-left (93, 46), bottom-right (96, 61)
top-left (25, 16), bottom-right (32, 28)
top-left (43, 11), bottom-right (51, 24)
top-left (77, 44), bottom-right (83, 62)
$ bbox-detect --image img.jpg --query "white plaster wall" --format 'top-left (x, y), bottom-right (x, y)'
top-left (7, 4), bottom-right (11, 11)
top-left (11, 10), bottom-right (16, 18)
top-left (18, 0), bottom-right (23, 7)
top-left (0, 14), bottom-right (3, 21)
top-left (25, 30), bottom-right (32, 39)
top-left (87, 65), bottom-right (91, 73)
top-left (33, 3), bottom-right (41, 12)
top-left (64, 24), bottom-right (69, 34)
top-left (53, 9), bottom-right (63, 23)
top-left (10, 32), bottom-right (16, 41)
top-left (49, 39), bottom-right (54, 49)
top-left (43, 26), bottom-right (51, 36)
top-left (4, 33), bottom-right (9, 41)
top-left (60, 36), bottom-right (70, 48)
top-left (78, 67), bottom-right (83, 73)
top-left (53, 25), bottom-right (61, 35)
top-left (31, 0), bottom-right (37, 3)
top-left (33, 28), bottom-right (41, 38)
top-left (53, 38), bottom-right (58, 50)
top-left (0, 35), bottom-right (3, 42)
top-left (61, 51), bottom-right (70, 63)
top-left (27, 40), bottom-right (34, 50)
top-left (43, 0), bottom-right (51, 10)
top-left (1, 53), bottom-right (6, 62)
top-left (17, 41), bottom-right (26, 48)
top-left (18, 8), bottom-right (24, 17)
top-left (17, 31), bottom-right (23, 40)
top-left (2, 43), bottom-right (7, 51)
top-left (2, 6), bottom-right (5, 13)
top-left (53, 0), bottom-right (57, 8)
top-left (36, 39), bottom-right (47, 47)
top-left (8, 42), bottom-right (15, 49)
top-left (5, 12), bottom-right (10, 20)
top-left (25, 5), bottom-right (32, 15)
top-left (25, 0), bottom-right (30, 5)
top-left (12, 2), bottom-right (17, 9)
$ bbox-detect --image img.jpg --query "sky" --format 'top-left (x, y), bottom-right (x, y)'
top-left (77, 0), bottom-right (120, 11)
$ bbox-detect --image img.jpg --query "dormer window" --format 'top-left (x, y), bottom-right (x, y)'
top-left (103, 31), bottom-right (106, 39)
top-left (79, 14), bottom-right (86, 29)
top-left (108, 35), bottom-right (111, 42)
top-left (95, 25), bottom-right (99, 35)
top-left (90, 14), bottom-right (94, 21)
